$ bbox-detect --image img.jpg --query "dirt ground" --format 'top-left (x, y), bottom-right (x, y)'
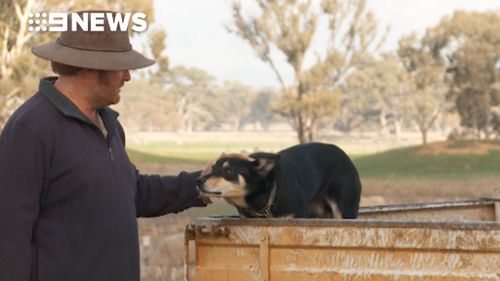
top-left (412, 140), bottom-right (500, 156)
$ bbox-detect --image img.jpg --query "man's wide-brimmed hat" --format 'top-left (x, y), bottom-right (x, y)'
top-left (32, 11), bottom-right (155, 71)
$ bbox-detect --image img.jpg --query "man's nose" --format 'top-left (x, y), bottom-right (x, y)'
top-left (123, 70), bottom-right (131, 82)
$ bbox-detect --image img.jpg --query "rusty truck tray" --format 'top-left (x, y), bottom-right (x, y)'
top-left (358, 197), bottom-right (500, 221)
top-left (184, 198), bottom-right (500, 281)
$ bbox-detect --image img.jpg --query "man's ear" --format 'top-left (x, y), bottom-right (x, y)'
top-left (250, 153), bottom-right (280, 176)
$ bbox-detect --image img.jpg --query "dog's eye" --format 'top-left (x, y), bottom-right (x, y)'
top-left (224, 167), bottom-right (233, 174)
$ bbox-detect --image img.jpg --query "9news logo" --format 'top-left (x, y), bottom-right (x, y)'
top-left (28, 12), bottom-right (148, 32)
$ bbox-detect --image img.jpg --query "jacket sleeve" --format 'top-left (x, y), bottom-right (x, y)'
top-left (115, 122), bottom-right (207, 217)
top-left (0, 117), bottom-right (47, 281)
top-left (134, 169), bottom-right (207, 217)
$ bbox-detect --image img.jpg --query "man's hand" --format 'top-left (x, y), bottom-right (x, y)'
top-left (200, 152), bottom-right (255, 176)
top-left (201, 159), bottom-right (216, 176)
top-left (200, 194), bottom-right (212, 204)
top-left (197, 157), bottom-right (219, 205)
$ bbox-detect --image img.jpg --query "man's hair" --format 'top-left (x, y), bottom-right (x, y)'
top-left (51, 61), bottom-right (84, 76)
top-left (51, 61), bottom-right (110, 85)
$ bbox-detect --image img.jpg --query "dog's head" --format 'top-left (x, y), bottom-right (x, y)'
top-left (195, 152), bottom-right (279, 206)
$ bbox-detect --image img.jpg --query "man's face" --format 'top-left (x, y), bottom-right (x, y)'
top-left (93, 70), bottom-right (131, 107)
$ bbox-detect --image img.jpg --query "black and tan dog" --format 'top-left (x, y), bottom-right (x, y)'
top-left (195, 142), bottom-right (361, 218)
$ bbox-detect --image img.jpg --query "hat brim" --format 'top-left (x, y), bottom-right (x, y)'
top-left (32, 42), bottom-right (155, 71)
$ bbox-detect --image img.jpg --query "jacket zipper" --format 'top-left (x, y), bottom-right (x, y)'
top-left (105, 135), bottom-right (114, 161)
top-left (108, 146), bottom-right (114, 161)
top-left (90, 114), bottom-right (114, 161)
top-left (94, 126), bottom-right (114, 161)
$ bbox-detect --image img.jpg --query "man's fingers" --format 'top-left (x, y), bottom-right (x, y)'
top-left (202, 151), bottom-right (253, 176)
top-left (202, 160), bottom-right (215, 176)
top-left (200, 195), bottom-right (212, 204)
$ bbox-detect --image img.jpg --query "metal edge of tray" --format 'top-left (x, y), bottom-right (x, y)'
top-left (196, 216), bottom-right (500, 230)
top-left (358, 198), bottom-right (499, 214)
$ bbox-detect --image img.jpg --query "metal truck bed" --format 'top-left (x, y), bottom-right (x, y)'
top-left (184, 198), bottom-right (500, 281)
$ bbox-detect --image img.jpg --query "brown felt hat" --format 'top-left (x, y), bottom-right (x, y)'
top-left (32, 11), bottom-right (155, 70)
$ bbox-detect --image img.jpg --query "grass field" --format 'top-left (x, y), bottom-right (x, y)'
top-left (128, 136), bottom-right (500, 179)
top-left (355, 140), bottom-right (500, 178)
top-left (125, 130), bottom-right (445, 164)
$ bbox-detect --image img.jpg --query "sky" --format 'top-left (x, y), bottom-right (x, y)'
top-left (148, 0), bottom-right (500, 88)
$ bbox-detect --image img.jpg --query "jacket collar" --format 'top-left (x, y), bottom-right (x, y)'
top-left (39, 76), bottom-right (119, 134)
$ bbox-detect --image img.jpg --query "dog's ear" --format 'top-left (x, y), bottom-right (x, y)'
top-left (250, 153), bottom-right (280, 176)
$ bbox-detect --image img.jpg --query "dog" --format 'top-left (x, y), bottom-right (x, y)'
top-left (195, 142), bottom-right (361, 218)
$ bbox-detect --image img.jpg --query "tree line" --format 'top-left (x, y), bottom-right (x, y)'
top-left (228, 0), bottom-right (500, 144)
top-left (1, 0), bottom-right (499, 145)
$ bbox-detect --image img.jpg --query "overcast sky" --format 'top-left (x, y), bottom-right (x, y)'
top-left (150, 0), bottom-right (499, 88)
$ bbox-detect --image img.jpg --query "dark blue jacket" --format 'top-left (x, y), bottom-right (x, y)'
top-left (0, 77), bottom-right (205, 281)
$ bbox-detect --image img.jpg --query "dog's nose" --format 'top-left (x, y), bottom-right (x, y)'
top-left (195, 176), bottom-right (205, 187)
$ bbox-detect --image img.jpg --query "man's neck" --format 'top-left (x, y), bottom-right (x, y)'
top-left (54, 76), bottom-right (99, 124)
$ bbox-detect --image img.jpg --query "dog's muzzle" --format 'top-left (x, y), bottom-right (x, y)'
top-left (195, 176), bottom-right (223, 196)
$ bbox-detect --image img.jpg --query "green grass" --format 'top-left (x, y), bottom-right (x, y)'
top-left (446, 139), bottom-right (500, 149)
top-left (127, 148), bottom-right (213, 165)
top-left (126, 137), bottom-right (295, 165)
top-left (354, 145), bottom-right (500, 178)
top-left (127, 140), bottom-right (500, 179)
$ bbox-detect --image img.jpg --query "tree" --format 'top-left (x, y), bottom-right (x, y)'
top-left (148, 28), bottom-right (169, 77)
top-left (406, 86), bottom-right (448, 145)
top-left (455, 87), bottom-right (491, 139)
top-left (273, 90), bottom-right (339, 140)
top-left (1, 0), bottom-right (36, 82)
top-left (163, 66), bottom-right (217, 133)
top-left (228, 0), bottom-right (385, 143)
top-left (342, 55), bottom-right (410, 140)
top-left (247, 88), bottom-right (276, 131)
top-left (338, 57), bottom-right (385, 134)
top-left (424, 11), bottom-right (500, 139)
top-left (0, 0), bottom-right (155, 129)
top-left (218, 81), bottom-right (256, 131)
top-left (343, 49), bottom-right (448, 145)
top-left (0, 0), bottom-right (46, 128)
top-left (398, 34), bottom-right (449, 145)
top-left (112, 78), bottom-right (179, 132)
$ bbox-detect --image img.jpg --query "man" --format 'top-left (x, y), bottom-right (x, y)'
top-left (0, 11), bottom-right (209, 281)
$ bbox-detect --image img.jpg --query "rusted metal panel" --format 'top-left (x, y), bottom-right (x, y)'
top-left (495, 202), bottom-right (500, 221)
top-left (194, 218), bottom-right (499, 250)
top-left (259, 233), bottom-right (270, 281)
top-left (358, 199), bottom-right (499, 221)
top-left (191, 218), bottom-right (500, 281)
top-left (186, 199), bottom-right (500, 281)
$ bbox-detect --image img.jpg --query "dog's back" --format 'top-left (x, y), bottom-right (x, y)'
top-left (264, 143), bottom-right (361, 218)
top-left (196, 142), bottom-right (361, 218)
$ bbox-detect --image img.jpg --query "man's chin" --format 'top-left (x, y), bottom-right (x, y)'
top-left (103, 97), bottom-right (120, 108)
top-left (111, 94), bottom-right (121, 105)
